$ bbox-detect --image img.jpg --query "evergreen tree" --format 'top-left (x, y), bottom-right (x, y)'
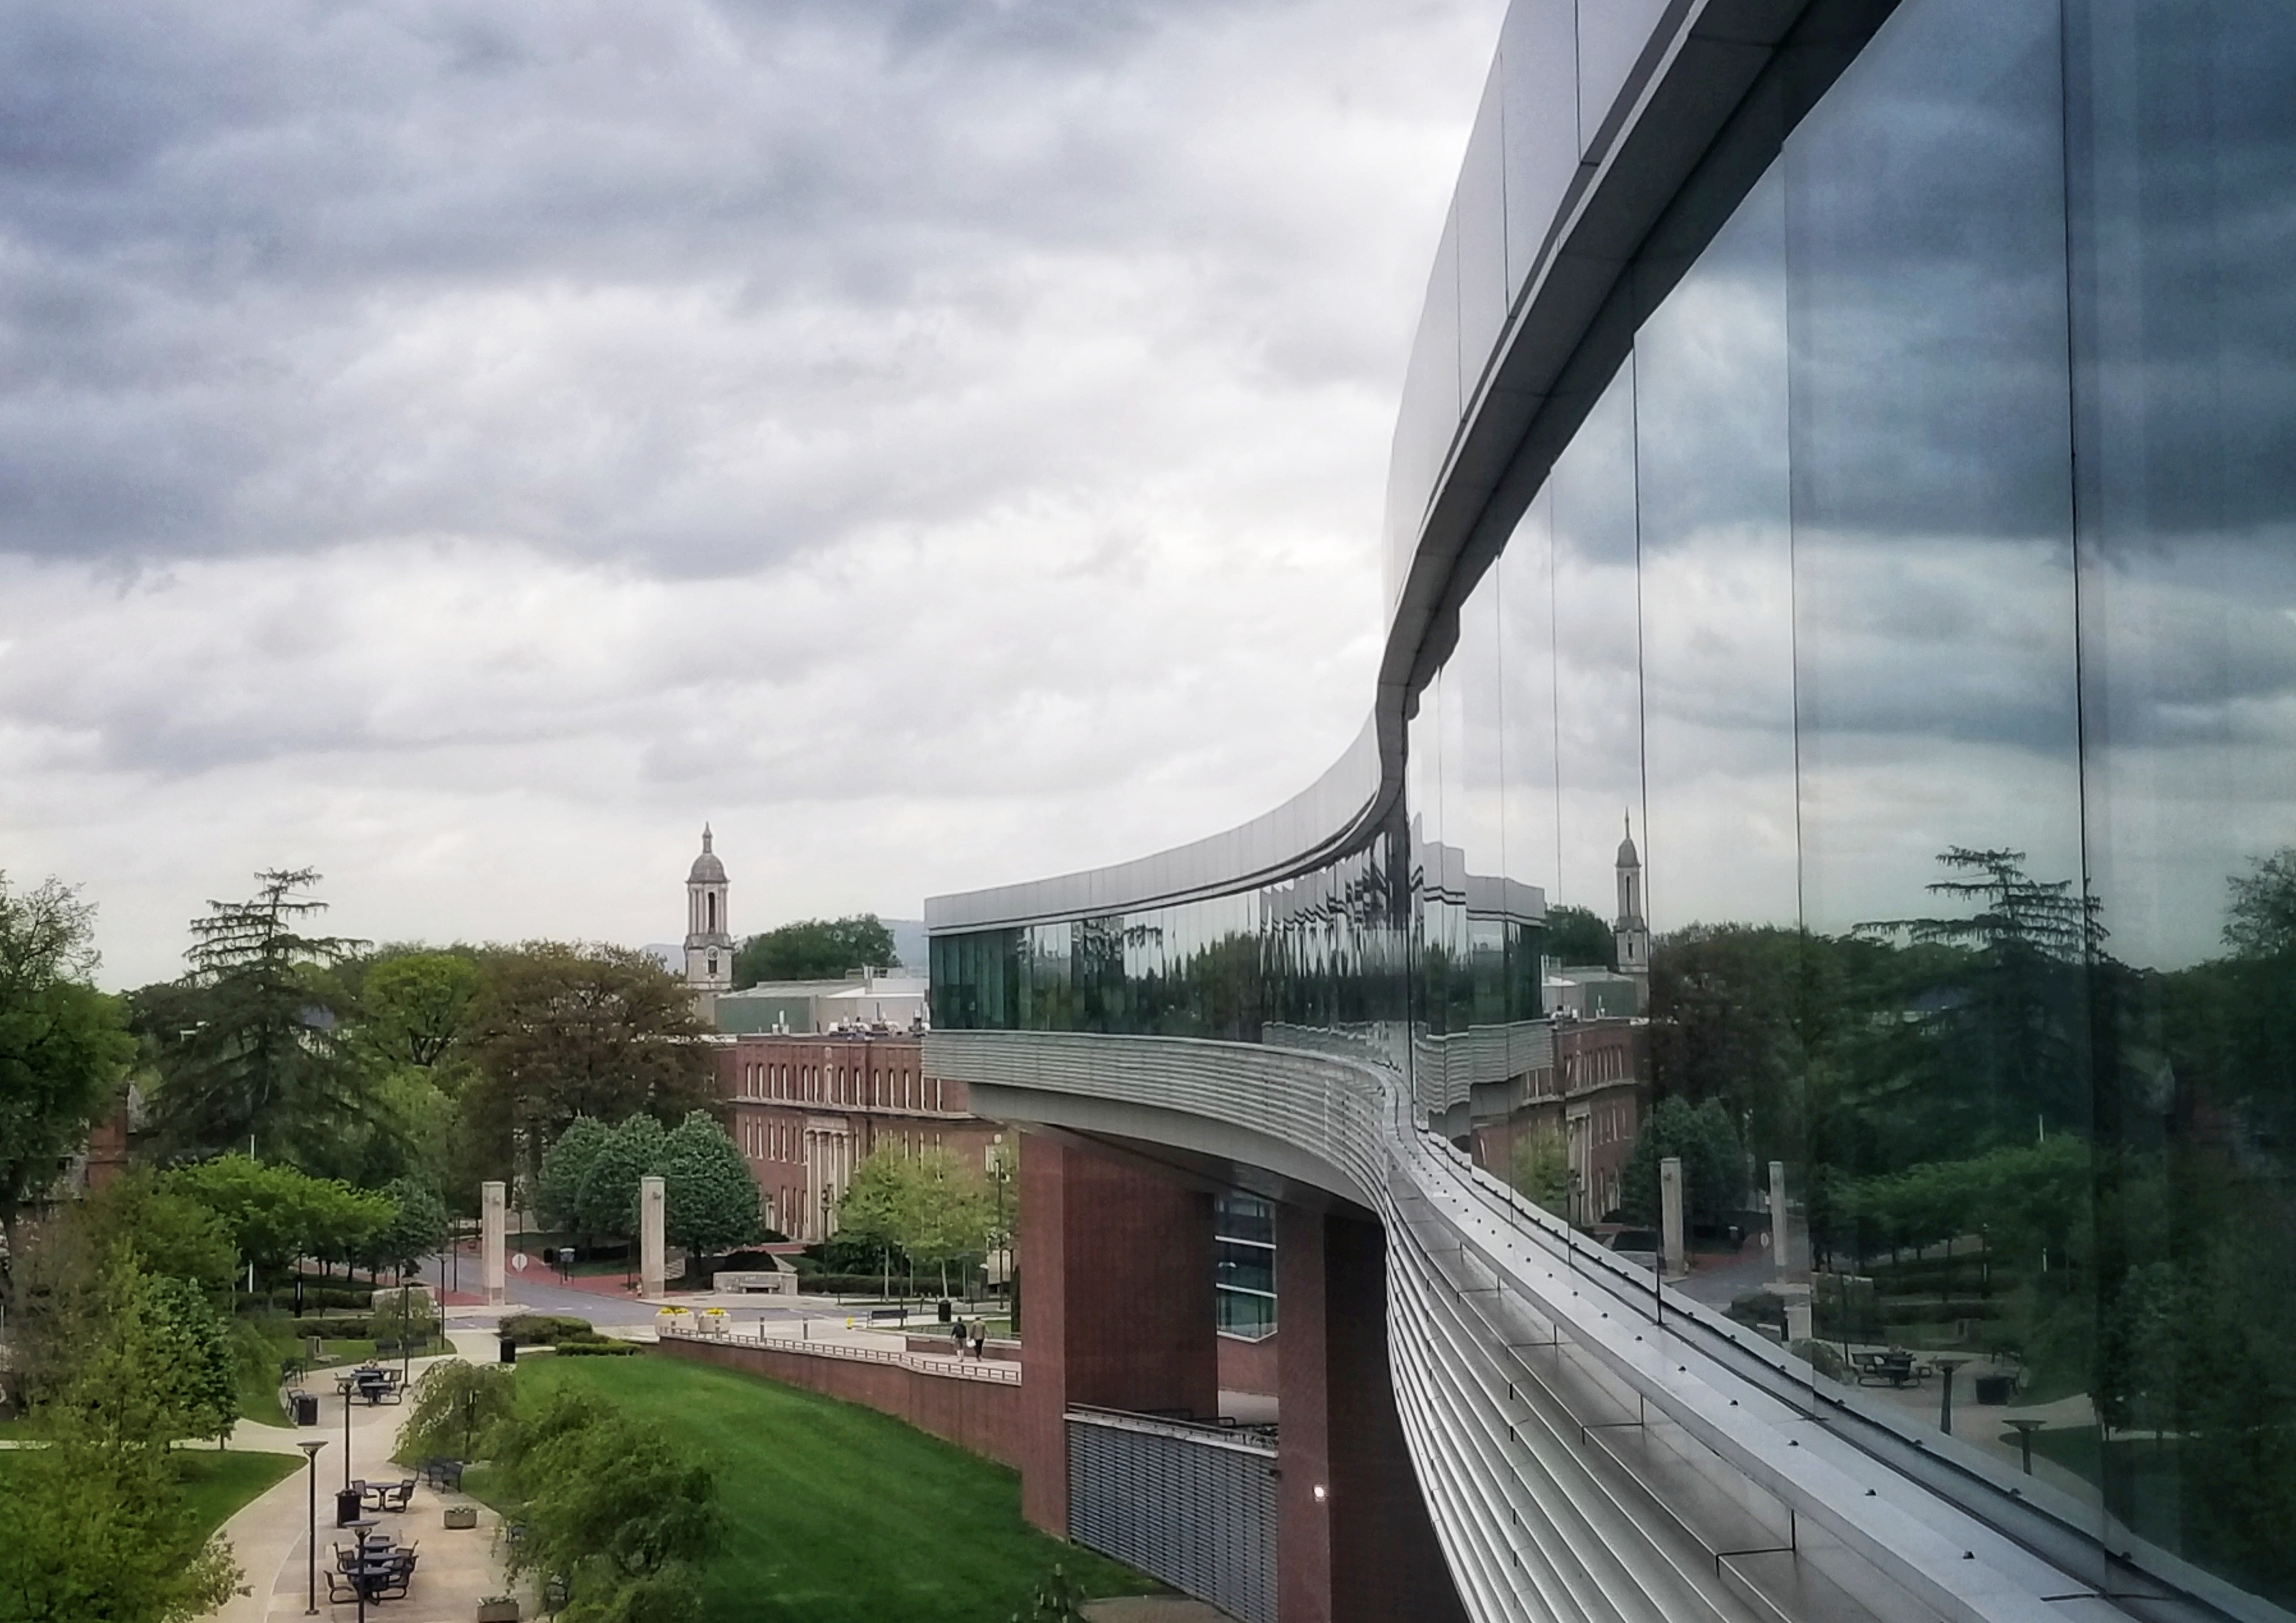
top-left (537, 1116), bottom-right (613, 1234)
top-left (573, 1115), bottom-right (669, 1242)
top-left (137, 868), bottom-right (368, 1169)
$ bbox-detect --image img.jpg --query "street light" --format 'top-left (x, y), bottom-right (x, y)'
top-left (297, 1439), bottom-right (326, 1615)
top-left (343, 1380), bottom-right (354, 1490)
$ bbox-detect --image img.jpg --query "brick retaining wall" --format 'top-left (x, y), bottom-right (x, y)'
top-left (657, 1335), bottom-right (1026, 1469)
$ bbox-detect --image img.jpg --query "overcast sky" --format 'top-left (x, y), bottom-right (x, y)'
top-left (0, 0), bottom-right (1502, 988)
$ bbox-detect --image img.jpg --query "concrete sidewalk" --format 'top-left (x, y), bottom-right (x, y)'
top-left (210, 1331), bottom-right (524, 1622)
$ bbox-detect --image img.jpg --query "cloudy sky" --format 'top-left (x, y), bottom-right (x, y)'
top-left (0, 0), bottom-right (1503, 988)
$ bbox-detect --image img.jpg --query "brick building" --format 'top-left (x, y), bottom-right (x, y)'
top-left (716, 1031), bottom-right (1003, 1242)
top-left (1470, 1017), bottom-right (1648, 1225)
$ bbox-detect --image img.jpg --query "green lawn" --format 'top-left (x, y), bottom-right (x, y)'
top-left (176, 1450), bottom-right (302, 1539)
top-left (0, 1447), bottom-right (297, 1543)
top-left (492, 1354), bottom-right (1157, 1623)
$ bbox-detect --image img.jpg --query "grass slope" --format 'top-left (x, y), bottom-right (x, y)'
top-left (0, 1448), bottom-right (297, 1543)
top-left (177, 1450), bottom-right (302, 1540)
top-left (507, 1354), bottom-right (1156, 1623)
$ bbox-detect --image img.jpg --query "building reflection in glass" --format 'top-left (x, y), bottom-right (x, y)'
top-left (933, 0), bottom-right (2296, 1605)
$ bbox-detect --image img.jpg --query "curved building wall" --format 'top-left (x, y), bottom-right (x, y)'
top-left (932, 1), bottom-right (2296, 1619)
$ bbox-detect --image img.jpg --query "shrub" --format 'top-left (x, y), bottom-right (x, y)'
top-left (500, 1313), bottom-right (591, 1346)
top-left (284, 1316), bottom-right (370, 1340)
top-left (554, 1339), bottom-right (639, 1357)
top-left (1791, 1339), bottom-right (1850, 1383)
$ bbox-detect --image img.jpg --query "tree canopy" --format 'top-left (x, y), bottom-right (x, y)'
top-left (733, 915), bottom-right (898, 988)
top-left (0, 873), bottom-right (136, 1232)
top-left (461, 943), bottom-right (714, 1194)
top-left (657, 1111), bottom-right (760, 1258)
top-left (837, 1145), bottom-right (993, 1295)
top-left (165, 1154), bottom-right (395, 1277)
top-left (1617, 1097), bottom-right (1741, 1230)
top-left (134, 869), bottom-right (368, 1169)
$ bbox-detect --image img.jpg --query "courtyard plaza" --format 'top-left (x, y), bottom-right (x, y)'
top-left (210, 1327), bottom-right (523, 1623)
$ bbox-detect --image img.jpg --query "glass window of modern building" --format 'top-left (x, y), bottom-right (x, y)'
top-left (928, 4), bottom-right (2296, 1621)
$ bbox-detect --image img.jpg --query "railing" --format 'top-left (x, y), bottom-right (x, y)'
top-left (658, 1327), bottom-right (1021, 1385)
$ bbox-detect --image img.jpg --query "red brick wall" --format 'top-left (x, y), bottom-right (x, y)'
top-left (656, 1337), bottom-right (1025, 1470)
top-left (1278, 1207), bottom-right (1468, 1623)
top-left (1217, 1331), bottom-right (1280, 1396)
top-left (1018, 1131), bottom-right (1218, 1536)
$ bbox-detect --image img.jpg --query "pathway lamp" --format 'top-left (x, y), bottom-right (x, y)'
top-left (298, 1439), bottom-right (326, 1615)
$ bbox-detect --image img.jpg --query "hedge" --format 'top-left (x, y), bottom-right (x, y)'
top-left (501, 1313), bottom-right (593, 1346)
top-left (554, 1339), bottom-right (639, 1357)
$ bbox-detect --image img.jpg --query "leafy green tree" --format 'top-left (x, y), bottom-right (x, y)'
top-left (393, 1359), bottom-right (519, 1465)
top-left (165, 1154), bottom-right (394, 1280)
top-left (732, 915), bottom-right (898, 987)
top-left (537, 1116), bottom-right (614, 1233)
top-left (657, 1111), bottom-right (759, 1259)
top-left (1511, 1129), bottom-right (1570, 1214)
top-left (352, 950), bottom-right (482, 1072)
top-left (369, 1175), bottom-right (450, 1273)
top-left (492, 1387), bottom-right (722, 1623)
top-left (140, 1274), bottom-right (236, 1448)
top-left (0, 1254), bottom-right (240, 1622)
top-left (0, 874), bottom-right (137, 1237)
top-left (1618, 1097), bottom-right (1742, 1230)
top-left (573, 1115), bottom-right (669, 1242)
top-left (460, 944), bottom-right (714, 1192)
top-left (838, 1147), bottom-right (918, 1295)
top-left (903, 1147), bottom-right (992, 1297)
top-left (135, 868), bottom-right (368, 1169)
top-left (2224, 847), bottom-right (2296, 957)
top-left (59, 1169), bottom-right (239, 1301)
top-left (1545, 904), bottom-right (1613, 969)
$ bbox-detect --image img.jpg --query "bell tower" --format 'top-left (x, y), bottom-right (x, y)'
top-left (684, 824), bottom-right (733, 1002)
top-left (1613, 814), bottom-right (1649, 1006)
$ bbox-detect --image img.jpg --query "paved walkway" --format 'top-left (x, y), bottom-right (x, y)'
top-left (210, 1330), bottom-right (522, 1622)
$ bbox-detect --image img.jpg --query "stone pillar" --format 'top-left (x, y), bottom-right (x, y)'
top-left (1278, 1205), bottom-right (1468, 1623)
top-left (640, 1176), bottom-right (667, 1299)
top-left (481, 1181), bottom-right (506, 1308)
top-left (1769, 1159), bottom-right (1790, 1272)
top-left (1660, 1156), bottom-right (1685, 1277)
top-left (1016, 1131), bottom-right (1217, 1536)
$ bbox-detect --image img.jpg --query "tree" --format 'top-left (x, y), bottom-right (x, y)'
top-left (732, 915), bottom-right (898, 988)
top-left (0, 1254), bottom-right (240, 1622)
top-left (656, 1112), bottom-right (759, 1259)
top-left (369, 1175), bottom-right (449, 1274)
top-left (903, 1148), bottom-right (992, 1297)
top-left (166, 1154), bottom-right (394, 1280)
top-left (135, 869), bottom-right (368, 1169)
top-left (1618, 1097), bottom-right (1742, 1231)
top-left (67, 1171), bottom-right (238, 1300)
top-left (1511, 1129), bottom-right (1570, 1214)
top-left (394, 1359), bottom-right (519, 1465)
top-left (2225, 847), bottom-right (2296, 958)
top-left (573, 1115), bottom-right (668, 1242)
top-left (491, 1387), bottom-right (721, 1623)
top-left (140, 1273), bottom-right (236, 1448)
top-left (537, 1116), bottom-right (614, 1233)
top-left (462, 944), bottom-right (714, 1192)
top-left (352, 951), bottom-right (481, 1073)
top-left (838, 1148), bottom-right (917, 1296)
top-left (0, 874), bottom-right (137, 1235)
top-left (1545, 904), bottom-right (1613, 969)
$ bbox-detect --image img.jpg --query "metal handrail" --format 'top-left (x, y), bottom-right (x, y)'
top-left (659, 1327), bottom-right (1021, 1385)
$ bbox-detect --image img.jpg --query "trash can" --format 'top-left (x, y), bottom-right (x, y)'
top-left (292, 1393), bottom-right (319, 1427)
top-left (336, 1488), bottom-right (363, 1527)
top-left (937, 1298), bottom-right (952, 1323)
top-left (499, 1335), bottom-right (517, 1365)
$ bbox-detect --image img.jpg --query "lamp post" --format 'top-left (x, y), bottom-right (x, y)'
top-left (342, 1379), bottom-right (354, 1490)
top-left (298, 1439), bottom-right (326, 1614)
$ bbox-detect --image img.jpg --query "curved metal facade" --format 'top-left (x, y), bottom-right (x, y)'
top-left (931, 3), bottom-right (2296, 1622)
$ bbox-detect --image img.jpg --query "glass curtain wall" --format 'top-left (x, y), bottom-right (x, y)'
top-left (933, 0), bottom-right (2296, 1602)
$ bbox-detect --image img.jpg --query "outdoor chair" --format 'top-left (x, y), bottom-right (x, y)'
top-left (376, 1480), bottom-right (416, 1513)
top-left (325, 1569), bottom-right (362, 1604)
